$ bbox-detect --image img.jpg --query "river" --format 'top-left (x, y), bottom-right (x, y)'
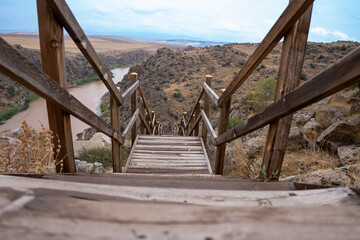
top-left (0, 67), bottom-right (129, 139)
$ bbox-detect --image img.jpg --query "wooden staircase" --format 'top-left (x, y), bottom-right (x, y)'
top-left (124, 135), bottom-right (213, 174)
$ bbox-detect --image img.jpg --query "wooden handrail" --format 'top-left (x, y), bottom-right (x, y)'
top-left (138, 111), bottom-right (152, 134)
top-left (45, 0), bottom-right (123, 106)
top-left (188, 114), bottom-right (202, 136)
top-left (185, 89), bottom-right (204, 130)
top-left (182, 114), bottom-right (187, 129)
top-left (121, 80), bottom-right (139, 104)
top-left (217, 0), bottom-right (314, 107)
top-left (122, 108), bottom-right (139, 140)
top-left (0, 37), bottom-right (123, 144)
top-left (200, 110), bottom-right (217, 140)
top-left (215, 46), bottom-right (360, 145)
top-left (138, 86), bottom-right (152, 122)
top-left (203, 82), bottom-right (219, 106)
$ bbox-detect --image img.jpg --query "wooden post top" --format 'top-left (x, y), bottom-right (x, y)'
top-left (130, 72), bottom-right (138, 76)
top-left (183, 112), bottom-right (187, 115)
top-left (117, 87), bottom-right (120, 91)
top-left (206, 75), bottom-right (213, 79)
top-left (221, 88), bottom-right (226, 93)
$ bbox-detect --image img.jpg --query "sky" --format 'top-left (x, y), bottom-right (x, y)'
top-left (0, 0), bottom-right (359, 43)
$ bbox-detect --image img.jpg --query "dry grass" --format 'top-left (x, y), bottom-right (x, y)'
top-left (0, 121), bottom-right (62, 173)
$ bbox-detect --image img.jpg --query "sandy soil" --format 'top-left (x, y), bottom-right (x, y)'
top-left (0, 33), bottom-right (179, 53)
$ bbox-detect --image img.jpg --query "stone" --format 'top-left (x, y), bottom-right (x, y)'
top-left (316, 121), bottom-right (360, 154)
top-left (337, 145), bottom-right (360, 166)
top-left (293, 110), bottom-right (315, 126)
top-left (315, 106), bottom-right (348, 128)
top-left (90, 132), bottom-right (111, 148)
top-left (2, 128), bottom-right (23, 139)
top-left (287, 125), bottom-right (310, 150)
top-left (302, 118), bottom-right (324, 133)
top-left (294, 168), bottom-right (352, 186)
top-left (75, 159), bottom-right (106, 174)
top-left (76, 127), bottom-right (96, 141)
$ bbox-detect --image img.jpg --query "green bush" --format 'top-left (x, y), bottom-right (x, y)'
top-left (211, 103), bottom-right (218, 110)
top-left (26, 92), bottom-right (40, 102)
top-left (228, 116), bottom-right (244, 129)
top-left (0, 104), bottom-right (20, 122)
top-left (78, 147), bottom-right (112, 168)
top-left (173, 92), bottom-right (182, 98)
top-left (75, 76), bottom-right (100, 86)
top-left (246, 77), bottom-right (277, 112)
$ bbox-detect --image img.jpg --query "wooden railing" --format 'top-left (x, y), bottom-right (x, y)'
top-left (0, 0), bottom-right (161, 173)
top-left (180, 0), bottom-right (360, 178)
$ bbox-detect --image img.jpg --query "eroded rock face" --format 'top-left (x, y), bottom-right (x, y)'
top-left (293, 110), bottom-right (315, 126)
top-left (316, 121), bottom-right (360, 154)
top-left (293, 169), bottom-right (352, 186)
top-left (287, 125), bottom-right (310, 151)
top-left (76, 127), bottom-right (96, 141)
top-left (315, 106), bottom-right (348, 128)
top-left (337, 145), bottom-right (360, 166)
top-left (89, 132), bottom-right (111, 148)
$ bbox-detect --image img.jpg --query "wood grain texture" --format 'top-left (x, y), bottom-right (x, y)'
top-left (130, 74), bottom-right (137, 145)
top-left (0, 37), bottom-right (123, 144)
top-left (44, 0), bottom-right (123, 105)
top-left (37, 0), bottom-right (75, 173)
top-left (110, 97), bottom-right (122, 172)
top-left (188, 113), bottom-right (202, 136)
top-left (200, 110), bottom-right (217, 140)
top-left (194, 103), bottom-right (200, 136)
top-left (185, 89), bottom-right (204, 130)
top-left (215, 46), bottom-right (360, 145)
top-left (203, 82), bottom-right (219, 106)
top-left (262, 3), bottom-right (313, 180)
top-left (121, 80), bottom-right (139, 104)
top-left (202, 76), bottom-right (212, 145)
top-left (218, 0), bottom-right (314, 107)
top-left (138, 86), bottom-right (152, 124)
top-left (122, 108), bottom-right (139, 140)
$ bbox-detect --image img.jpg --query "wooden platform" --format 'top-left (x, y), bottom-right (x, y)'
top-left (1, 174), bottom-right (360, 239)
top-left (124, 135), bottom-right (212, 174)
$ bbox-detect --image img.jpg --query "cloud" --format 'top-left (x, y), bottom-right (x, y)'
top-left (310, 27), bottom-right (350, 40)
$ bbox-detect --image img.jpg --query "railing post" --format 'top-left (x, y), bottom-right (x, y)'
top-left (140, 97), bottom-right (145, 134)
top-left (195, 102), bottom-right (200, 136)
top-left (37, 0), bottom-right (75, 173)
top-left (201, 75), bottom-right (212, 145)
top-left (110, 94), bottom-right (122, 172)
top-left (261, 2), bottom-right (313, 180)
top-left (215, 89), bottom-right (231, 175)
top-left (130, 72), bottom-right (138, 145)
top-left (183, 112), bottom-right (187, 135)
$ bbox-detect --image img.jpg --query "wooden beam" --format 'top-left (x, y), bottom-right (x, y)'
top-left (130, 73), bottom-right (138, 145)
top-left (203, 82), bottom-right (219, 106)
top-left (217, 0), bottom-right (314, 107)
top-left (186, 89), bottom-right (204, 129)
top-left (0, 37), bottom-right (123, 145)
top-left (215, 46), bottom-right (360, 145)
top-left (139, 98), bottom-right (145, 134)
top-left (37, 0), bottom-right (75, 173)
top-left (200, 110), bottom-right (217, 140)
top-left (201, 75), bottom-right (212, 146)
top-left (121, 80), bottom-right (139, 104)
top-left (188, 113), bottom-right (202, 136)
top-left (110, 96), bottom-right (122, 172)
top-left (138, 111), bottom-right (152, 134)
top-left (194, 103), bottom-right (200, 136)
top-left (122, 108), bottom-right (140, 140)
top-left (262, 3), bottom-right (313, 180)
top-left (138, 86), bottom-right (152, 122)
top-left (214, 91), bottom-right (231, 175)
top-left (45, 0), bottom-right (123, 105)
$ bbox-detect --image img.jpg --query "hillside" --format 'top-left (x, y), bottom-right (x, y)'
top-left (102, 41), bottom-right (359, 133)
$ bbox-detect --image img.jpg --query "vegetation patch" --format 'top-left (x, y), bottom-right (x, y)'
top-left (75, 76), bottom-right (100, 86)
top-left (0, 104), bottom-right (20, 122)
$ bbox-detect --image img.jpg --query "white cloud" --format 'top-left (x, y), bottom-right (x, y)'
top-left (310, 27), bottom-right (350, 40)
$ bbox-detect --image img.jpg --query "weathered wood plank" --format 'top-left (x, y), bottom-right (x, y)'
top-left (45, 0), bottom-right (123, 105)
top-left (215, 46), bottom-right (360, 145)
top-left (0, 38), bottom-right (123, 144)
top-left (194, 102), bottom-right (200, 136)
top-left (185, 89), bottom-right (204, 130)
top-left (202, 75), bottom-right (212, 145)
top-left (188, 113), bottom-right (202, 136)
top-left (123, 135), bottom-right (139, 173)
top-left (138, 86), bottom-right (152, 123)
top-left (218, 0), bottom-right (314, 107)
top-left (139, 135), bottom-right (200, 140)
top-left (110, 96), bottom-right (122, 172)
top-left (128, 165), bottom-right (208, 170)
top-left (137, 140), bottom-right (201, 145)
top-left (130, 73), bottom-right (137, 144)
top-left (134, 150), bottom-right (204, 155)
top-left (37, 0), bottom-right (75, 173)
top-left (138, 111), bottom-right (152, 134)
top-left (122, 108), bottom-right (139, 140)
top-left (121, 80), bottom-right (139, 104)
top-left (262, 3), bottom-right (313, 180)
top-left (203, 82), bottom-right (219, 106)
top-left (200, 136), bottom-right (213, 174)
top-left (201, 110), bottom-right (217, 140)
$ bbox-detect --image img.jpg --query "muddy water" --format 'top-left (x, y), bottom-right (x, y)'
top-left (0, 68), bottom-right (129, 139)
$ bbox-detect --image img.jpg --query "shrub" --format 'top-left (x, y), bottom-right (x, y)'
top-left (0, 104), bottom-right (20, 122)
top-left (173, 92), bottom-right (182, 98)
top-left (300, 73), bottom-right (307, 80)
top-left (211, 103), bottom-right (218, 110)
top-left (78, 147), bottom-right (112, 168)
top-left (228, 116), bottom-right (244, 129)
top-left (246, 77), bottom-right (277, 112)
top-left (160, 93), bottom-right (168, 101)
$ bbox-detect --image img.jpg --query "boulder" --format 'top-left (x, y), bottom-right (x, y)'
top-left (337, 145), bottom-right (360, 166)
top-left (302, 118), bottom-right (325, 140)
top-left (89, 132), bottom-right (111, 148)
top-left (76, 127), bottom-right (96, 140)
top-left (75, 159), bottom-right (106, 174)
top-left (315, 106), bottom-right (348, 127)
top-left (287, 125), bottom-right (310, 150)
top-left (316, 121), bottom-right (360, 154)
top-left (293, 168), bottom-right (352, 186)
top-left (2, 128), bottom-right (23, 138)
top-left (293, 110), bottom-right (315, 126)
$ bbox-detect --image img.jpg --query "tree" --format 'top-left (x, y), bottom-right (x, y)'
top-left (247, 77), bottom-right (277, 112)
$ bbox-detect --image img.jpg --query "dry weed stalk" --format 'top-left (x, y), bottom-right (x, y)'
top-left (0, 121), bottom-right (63, 173)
